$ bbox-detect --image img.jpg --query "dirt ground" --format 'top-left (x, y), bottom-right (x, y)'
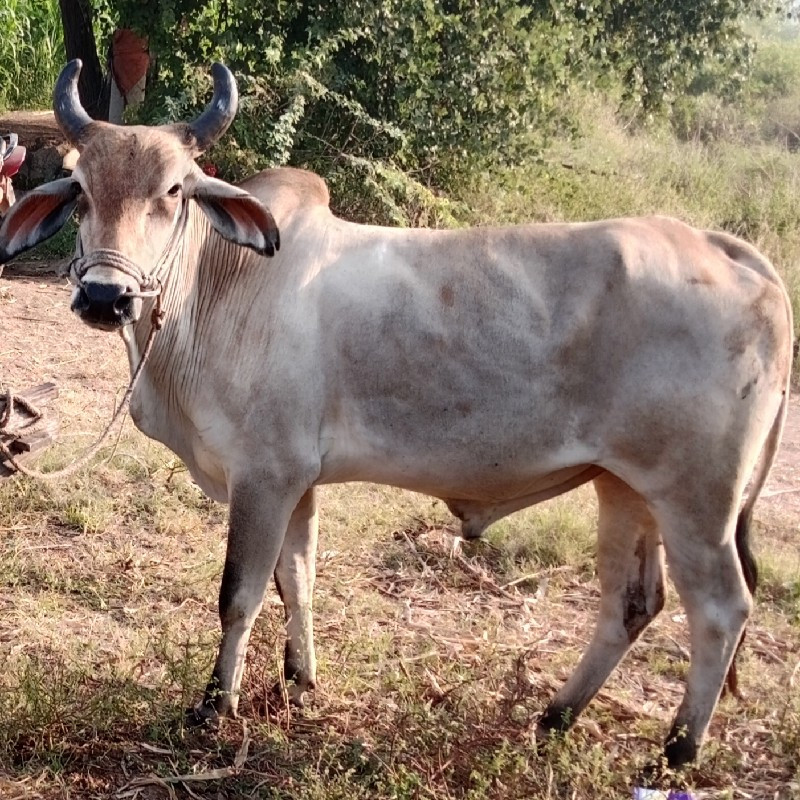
top-left (0, 111), bottom-right (62, 149)
top-left (1, 270), bottom-right (799, 520)
top-left (0, 273), bottom-right (128, 448)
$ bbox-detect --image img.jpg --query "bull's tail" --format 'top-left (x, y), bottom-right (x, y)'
top-left (725, 381), bottom-right (791, 696)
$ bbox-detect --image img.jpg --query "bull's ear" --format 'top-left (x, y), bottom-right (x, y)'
top-left (0, 178), bottom-right (80, 263)
top-left (191, 175), bottom-right (280, 256)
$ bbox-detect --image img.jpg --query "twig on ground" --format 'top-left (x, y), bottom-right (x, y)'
top-left (500, 565), bottom-right (572, 590)
top-left (453, 553), bottom-right (523, 604)
top-left (665, 635), bottom-right (691, 662)
top-left (117, 722), bottom-right (251, 796)
top-left (400, 529), bottom-right (448, 592)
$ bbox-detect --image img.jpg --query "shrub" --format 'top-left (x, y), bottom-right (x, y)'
top-left (105, 0), bottom-right (771, 223)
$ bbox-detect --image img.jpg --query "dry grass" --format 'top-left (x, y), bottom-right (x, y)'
top-left (0, 438), bottom-right (798, 799)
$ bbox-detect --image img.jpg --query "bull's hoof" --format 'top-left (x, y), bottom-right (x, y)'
top-left (185, 702), bottom-right (221, 730)
top-left (269, 679), bottom-right (313, 709)
top-left (663, 724), bottom-right (698, 769)
top-left (636, 730), bottom-right (696, 790)
top-left (536, 704), bottom-right (576, 736)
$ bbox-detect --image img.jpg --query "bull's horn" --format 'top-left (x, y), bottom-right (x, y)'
top-left (54, 60), bottom-right (93, 146)
top-left (188, 63), bottom-right (238, 152)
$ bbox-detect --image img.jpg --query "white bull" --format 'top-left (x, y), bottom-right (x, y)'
top-left (0, 61), bottom-right (792, 772)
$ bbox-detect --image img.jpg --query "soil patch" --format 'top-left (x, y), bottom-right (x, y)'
top-left (0, 273), bottom-right (127, 444)
top-left (0, 110), bottom-right (62, 148)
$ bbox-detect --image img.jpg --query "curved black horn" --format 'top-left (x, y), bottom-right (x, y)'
top-left (188, 63), bottom-right (238, 152)
top-left (54, 59), bottom-right (93, 146)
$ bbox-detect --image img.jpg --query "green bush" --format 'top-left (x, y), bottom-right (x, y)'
top-left (118, 0), bottom-right (578, 223)
top-left (668, 20), bottom-right (800, 146)
top-left (105, 0), bottom-right (770, 223)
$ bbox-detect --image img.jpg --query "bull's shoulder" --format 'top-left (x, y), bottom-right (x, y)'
top-left (238, 167), bottom-right (331, 227)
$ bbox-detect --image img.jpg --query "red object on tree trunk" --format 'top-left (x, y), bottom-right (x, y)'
top-left (111, 29), bottom-right (149, 100)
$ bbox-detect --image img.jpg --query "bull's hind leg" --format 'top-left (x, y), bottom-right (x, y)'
top-left (652, 501), bottom-right (752, 768)
top-left (274, 487), bottom-right (318, 706)
top-left (539, 472), bottom-right (664, 733)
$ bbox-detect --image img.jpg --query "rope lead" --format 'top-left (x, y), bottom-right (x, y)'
top-left (0, 292), bottom-right (163, 480)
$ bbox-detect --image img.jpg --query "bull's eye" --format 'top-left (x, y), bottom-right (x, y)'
top-left (167, 184), bottom-right (182, 197)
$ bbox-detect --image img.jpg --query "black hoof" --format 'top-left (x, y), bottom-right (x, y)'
top-left (184, 702), bottom-right (221, 730)
top-left (636, 728), bottom-right (696, 791)
top-left (537, 704), bottom-right (576, 735)
top-left (663, 724), bottom-right (698, 769)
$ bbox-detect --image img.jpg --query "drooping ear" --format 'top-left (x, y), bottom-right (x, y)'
top-left (0, 178), bottom-right (80, 262)
top-left (190, 175), bottom-right (280, 256)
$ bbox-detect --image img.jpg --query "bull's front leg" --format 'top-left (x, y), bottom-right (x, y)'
top-left (274, 487), bottom-right (318, 706)
top-left (188, 476), bottom-right (311, 726)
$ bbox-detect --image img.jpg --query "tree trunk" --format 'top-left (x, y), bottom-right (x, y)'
top-left (58, 0), bottom-right (109, 120)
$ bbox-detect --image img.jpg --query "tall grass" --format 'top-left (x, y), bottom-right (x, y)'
top-left (0, 0), bottom-right (64, 111)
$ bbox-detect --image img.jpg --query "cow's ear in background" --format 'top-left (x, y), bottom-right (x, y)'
top-left (191, 176), bottom-right (280, 257)
top-left (0, 178), bottom-right (80, 262)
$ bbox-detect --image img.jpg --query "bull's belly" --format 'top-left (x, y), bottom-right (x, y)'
top-left (318, 431), bottom-right (599, 500)
top-left (354, 461), bottom-right (598, 504)
top-left (319, 442), bottom-right (601, 538)
top-left (442, 463), bottom-right (602, 538)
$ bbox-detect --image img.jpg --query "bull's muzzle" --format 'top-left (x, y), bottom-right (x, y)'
top-left (71, 279), bottom-right (140, 330)
top-left (66, 248), bottom-right (162, 331)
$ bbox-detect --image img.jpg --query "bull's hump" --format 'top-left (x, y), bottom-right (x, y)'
top-left (239, 167), bottom-right (330, 227)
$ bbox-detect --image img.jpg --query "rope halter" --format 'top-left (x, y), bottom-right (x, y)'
top-left (65, 248), bottom-right (162, 300)
top-left (62, 198), bottom-right (189, 307)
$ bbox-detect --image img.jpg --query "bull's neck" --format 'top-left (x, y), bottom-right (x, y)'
top-left (125, 201), bottom-right (253, 406)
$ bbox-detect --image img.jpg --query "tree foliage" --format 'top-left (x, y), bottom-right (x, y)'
top-left (557, 0), bottom-right (773, 108)
top-left (92, 0), bottom-right (776, 221)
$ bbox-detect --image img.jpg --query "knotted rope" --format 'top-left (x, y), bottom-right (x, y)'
top-left (64, 248), bottom-right (162, 299)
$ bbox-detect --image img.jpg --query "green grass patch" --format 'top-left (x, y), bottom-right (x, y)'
top-left (757, 554), bottom-right (800, 625)
top-left (1, 450), bottom-right (798, 797)
top-left (0, 0), bottom-right (63, 111)
top-left (23, 218), bottom-right (80, 262)
top-left (486, 493), bottom-right (597, 581)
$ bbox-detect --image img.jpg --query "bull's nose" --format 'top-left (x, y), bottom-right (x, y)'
top-left (71, 282), bottom-right (135, 327)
